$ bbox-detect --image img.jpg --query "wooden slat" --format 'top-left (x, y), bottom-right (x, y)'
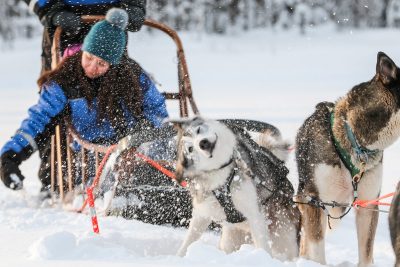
top-left (55, 126), bottom-right (64, 201)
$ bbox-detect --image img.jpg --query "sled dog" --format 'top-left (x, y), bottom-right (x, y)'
top-left (296, 52), bottom-right (400, 266)
top-left (390, 182), bottom-right (400, 267)
top-left (174, 117), bottom-right (300, 260)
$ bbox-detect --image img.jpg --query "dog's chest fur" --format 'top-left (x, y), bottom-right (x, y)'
top-left (314, 162), bottom-right (353, 202)
top-left (189, 166), bottom-right (253, 223)
top-left (370, 110), bottom-right (400, 149)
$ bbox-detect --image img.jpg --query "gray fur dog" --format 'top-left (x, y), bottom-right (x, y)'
top-left (390, 182), bottom-right (400, 267)
top-left (174, 117), bottom-right (300, 260)
top-left (296, 52), bottom-right (400, 267)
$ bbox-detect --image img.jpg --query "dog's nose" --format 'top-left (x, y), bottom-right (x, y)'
top-left (199, 139), bottom-right (211, 150)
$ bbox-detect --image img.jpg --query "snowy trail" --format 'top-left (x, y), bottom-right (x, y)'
top-left (0, 26), bottom-right (399, 266)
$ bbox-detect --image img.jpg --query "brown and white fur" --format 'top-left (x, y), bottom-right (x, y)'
top-left (296, 52), bottom-right (400, 266)
top-left (389, 182), bottom-right (400, 267)
top-left (174, 117), bottom-right (300, 260)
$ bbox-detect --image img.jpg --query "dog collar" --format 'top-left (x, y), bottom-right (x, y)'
top-left (218, 157), bottom-right (234, 170)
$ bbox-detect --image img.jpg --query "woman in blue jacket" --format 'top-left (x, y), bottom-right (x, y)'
top-left (23, 0), bottom-right (146, 73)
top-left (0, 9), bottom-right (168, 191)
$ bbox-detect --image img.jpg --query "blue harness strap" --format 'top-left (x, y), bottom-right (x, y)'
top-left (330, 111), bottom-right (379, 178)
top-left (344, 120), bottom-right (379, 164)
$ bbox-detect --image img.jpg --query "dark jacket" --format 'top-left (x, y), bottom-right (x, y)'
top-left (25, 0), bottom-right (146, 32)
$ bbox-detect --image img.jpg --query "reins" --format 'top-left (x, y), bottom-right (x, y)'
top-left (294, 191), bottom-right (393, 215)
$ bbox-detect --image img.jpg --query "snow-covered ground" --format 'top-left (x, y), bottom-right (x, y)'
top-left (0, 25), bottom-right (399, 266)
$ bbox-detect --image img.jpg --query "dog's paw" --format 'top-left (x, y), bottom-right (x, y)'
top-left (176, 248), bottom-right (186, 257)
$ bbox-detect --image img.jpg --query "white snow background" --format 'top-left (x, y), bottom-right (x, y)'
top-left (0, 25), bottom-right (399, 266)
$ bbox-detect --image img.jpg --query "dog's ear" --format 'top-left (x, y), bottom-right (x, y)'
top-left (168, 117), bottom-right (193, 131)
top-left (168, 116), bottom-right (204, 131)
top-left (376, 52), bottom-right (398, 85)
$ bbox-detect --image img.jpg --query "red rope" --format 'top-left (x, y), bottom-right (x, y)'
top-left (77, 144), bottom-right (117, 213)
top-left (86, 187), bottom-right (100, 234)
top-left (353, 192), bottom-right (394, 208)
top-left (77, 144), bottom-right (187, 213)
top-left (133, 151), bottom-right (187, 187)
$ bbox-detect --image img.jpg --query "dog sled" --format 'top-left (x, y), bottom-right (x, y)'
top-left (48, 16), bottom-right (292, 227)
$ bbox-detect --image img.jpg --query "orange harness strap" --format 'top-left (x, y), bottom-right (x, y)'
top-left (353, 192), bottom-right (394, 208)
top-left (133, 151), bottom-right (187, 187)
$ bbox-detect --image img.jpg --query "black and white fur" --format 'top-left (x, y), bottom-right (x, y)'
top-left (296, 52), bottom-right (400, 266)
top-left (174, 117), bottom-right (300, 260)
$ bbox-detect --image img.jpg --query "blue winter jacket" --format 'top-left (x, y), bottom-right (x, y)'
top-left (0, 72), bottom-right (168, 159)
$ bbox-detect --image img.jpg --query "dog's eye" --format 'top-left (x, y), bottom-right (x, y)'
top-left (188, 146), bottom-right (193, 153)
top-left (196, 127), bottom-right (201, 134)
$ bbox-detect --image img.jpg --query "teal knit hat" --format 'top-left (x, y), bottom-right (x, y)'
top-left (82, 8), bottom-right (128, 65)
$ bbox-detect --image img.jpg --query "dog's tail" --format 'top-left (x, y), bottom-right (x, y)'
top-left (256, 129), bottom-right (291, 162)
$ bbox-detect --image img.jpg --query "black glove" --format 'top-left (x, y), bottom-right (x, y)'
top-left (51, 11), bottom-right (82, 35)
top-left (126, 7), bottom-right (145, 32)
top-left (121, 0), bottom-right (146, 32)
top-left (0, 152), bottom-right (24, 190)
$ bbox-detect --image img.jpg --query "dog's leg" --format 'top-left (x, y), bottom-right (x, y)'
top-left (355, 208), bottom-right (379, 267)
top-left (299, 203), bottom-right (327, 265)
top-left (177, 215), bottom-right (212, 257)
top-left (267, 202), bottom-right (300, 261)
top-left (246, 211), bottom-right (269, 252)
top-left (233, 180), bottom-right (269, 253)
top-left (355, 167), bottom-right (382, 267)
top-left (219, 223), bottom-right (249, 253)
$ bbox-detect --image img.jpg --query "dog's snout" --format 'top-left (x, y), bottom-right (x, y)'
top-left (199, 139), bottom-right (211, 150)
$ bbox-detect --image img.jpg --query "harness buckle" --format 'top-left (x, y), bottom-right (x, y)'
top-left (352, 173), bottom-right (361, 184)
top-left (352, 161), bottom-right (366, 184)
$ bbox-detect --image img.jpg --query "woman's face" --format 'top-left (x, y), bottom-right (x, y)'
top-left (81, 51), bottom-right (110, 79)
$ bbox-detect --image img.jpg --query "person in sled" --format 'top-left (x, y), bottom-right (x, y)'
top-left (0, 8), bottom-right (168, 194)
top-left (23, 0), bottom-right (146, 74)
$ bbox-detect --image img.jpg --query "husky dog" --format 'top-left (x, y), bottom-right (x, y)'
top-left (174, 117), bottom-right (300, 260)
top-left (296, 52), bottom-right (400, 266)
top-left (390, 182), bottom-right (400, 267)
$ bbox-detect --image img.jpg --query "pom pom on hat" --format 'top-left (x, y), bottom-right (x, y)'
top-left (106, 8), bottom-right (129, 30)
top-left (82, 8), bottom-right (129, 65)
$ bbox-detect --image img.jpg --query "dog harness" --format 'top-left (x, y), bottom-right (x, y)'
top-left (312, 110), bottom-right (379, 227)
top-left (212, 161), bottom-right (246, 224)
